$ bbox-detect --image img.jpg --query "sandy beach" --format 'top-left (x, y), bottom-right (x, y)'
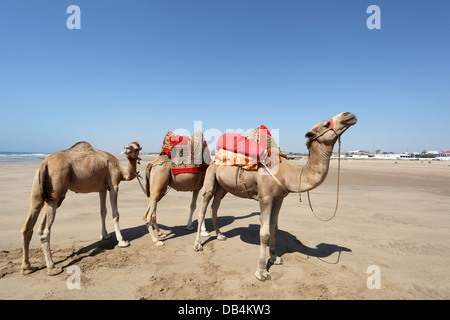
top-left (0, 156), bottom-right (449, 300)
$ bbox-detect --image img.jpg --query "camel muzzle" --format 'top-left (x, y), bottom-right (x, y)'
top-left (341, 112), bottom-right (357, 126)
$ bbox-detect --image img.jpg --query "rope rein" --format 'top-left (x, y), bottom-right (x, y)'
top-left (299, 129), bottom-right (342, 222)
top-left (134, 156), bottom-right (148, 196)
top-left (262, 162), bottom-right (289, 195)
top-left (135, 159), bottom-right (172, 197)
top-left (135, 171), bottom-right (147, 195)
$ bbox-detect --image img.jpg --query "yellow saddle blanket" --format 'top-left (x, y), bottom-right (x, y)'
top-left (213, 149), bottom-right (259, 170)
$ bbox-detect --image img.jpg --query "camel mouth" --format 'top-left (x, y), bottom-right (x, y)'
top-left (341, 112), bottom-right (357, 126)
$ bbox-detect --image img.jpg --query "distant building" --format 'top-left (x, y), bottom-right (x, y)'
top-left (342, 153), bottom-right (414, 160)
top-left (373, 154), bottom-right (398, 160)
top-left (436, 150), bottom-right (450, 161)
top-left (329, 149), bottom-right (450, 160)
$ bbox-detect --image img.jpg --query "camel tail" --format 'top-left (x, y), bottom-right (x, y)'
top-left (145, 162), bottom-right (153, 198)
top-left (40, 163), bottom-right (53, 202)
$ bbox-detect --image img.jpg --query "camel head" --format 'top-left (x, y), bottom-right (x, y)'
top-left (123, 141), bottom-right (142, 161)
top-left (305, 112), bottom-right (357, 149)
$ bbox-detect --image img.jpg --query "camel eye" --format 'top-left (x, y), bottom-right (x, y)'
top-left (324, 121), bottom-right (330, 128)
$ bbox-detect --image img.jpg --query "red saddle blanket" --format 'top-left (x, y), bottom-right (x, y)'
top-left (216, 125), bottom-right (274, 158)
top-left (216, 133), bottom-right (266, 160)
top-left (160, 131), bottom-right (211, 174)
top-left (214, 125), bottom-right (281, 170)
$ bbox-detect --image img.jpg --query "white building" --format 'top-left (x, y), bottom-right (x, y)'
top-left (436, 150), bottom-right (450, 161)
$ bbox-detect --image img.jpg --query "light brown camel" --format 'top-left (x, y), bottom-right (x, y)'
top-left (142, 154), bottom-right (209, 246)
top-left (193, 112), bottom-right (357, 281)
top-left (21, 141), bottom-right (142, 275)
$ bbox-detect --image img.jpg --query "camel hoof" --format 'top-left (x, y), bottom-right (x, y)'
top-left (47, 267), bottom-right (63, 276)
top-left (158, 232), bottom-right (168, 239)
top-left (255, 270), bottom-right (271, 281)
top-left (21, 266), bottom-right (38, 275)
top-left (118, 240), bottom-right (130, 247)
top-left (186, 226), bottom-right (194, 231)
top-left (270, 256), bottom-right (283, 265)
top-left (154, 240), bottom-right (165, 247)
top-left (217, 233), bottom-right (227, 241)
top-left (201, 231), bottom-right (211, 237)
top-left (193, 243), bottom-right (203, 252)
top-left (100, 234), bottom-right (111, 240)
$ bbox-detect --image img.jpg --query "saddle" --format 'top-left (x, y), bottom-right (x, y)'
top-left (213, 125), bottom-right (285, 170)
top-left (160, 131), bottom-right (211, 174)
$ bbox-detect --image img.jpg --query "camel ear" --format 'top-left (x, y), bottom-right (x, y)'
top-left (305, 131), bottom-right (314, 139)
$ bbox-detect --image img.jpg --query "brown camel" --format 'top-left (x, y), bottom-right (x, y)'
top-left (142, 154), bottom-right (209, 246)
top-left (21, 141), bottom-right (142, 275)
top-left (193, 112), bottom-right (357, 281)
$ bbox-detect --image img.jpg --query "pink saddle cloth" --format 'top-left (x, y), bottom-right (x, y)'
top-left (213, 125), bottom-right (280, 170)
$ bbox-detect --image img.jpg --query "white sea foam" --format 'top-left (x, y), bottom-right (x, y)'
top-left (0, 152), bottom-right (49, 163)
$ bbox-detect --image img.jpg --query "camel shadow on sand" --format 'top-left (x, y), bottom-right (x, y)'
top-left (238, 223), bottom-right (352, 267)
top-left (194, 211), bottom-right (352, 266)
top-left (53, 225), bottom-right (149, 270)
top-left (54, 217), bottom-right (224, 269)
top-left (55, 212), bottom-right (256, 269)
top-left (55, 211), bottom-right (350, 271)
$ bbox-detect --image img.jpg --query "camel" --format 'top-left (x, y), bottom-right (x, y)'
top-left (21, 141), bottom-right (142, 275)
top-left (142, 153), bottom-right (209, 246)
top-left (193, 112), bottom-right (357, 281)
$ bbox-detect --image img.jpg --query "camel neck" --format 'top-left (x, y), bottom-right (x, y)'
top-left (284, 141), bottom-right (334, 193)
top-left (121, 156), bottom-right (138, 181)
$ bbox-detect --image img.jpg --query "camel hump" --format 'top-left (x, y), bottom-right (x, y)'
top-left (69, 141), bottom-right (94, 150)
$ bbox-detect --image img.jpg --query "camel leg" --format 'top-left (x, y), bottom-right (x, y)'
top-left (193, 166), bottom-right (217, 252)
top-left (143, 166), bottom-right (169, 246)
top-left (210, 185), bottom-right (227, 241)
top-left (151, 203), bottom-right (167, 239)
top-left (186, 190), bottom-right (198, 230)
top-left (143, 187), bottom-right (166, 246)
top-left (21, 171), bottom-right (44, 275)
top-left (109, 186), bottom-right (129, 247)
top-left (255, 197), bottom-right (273, 281)
top-left (38, 202), bottom-right (62, 276)
top-left (144, 196), bottom-right (167, 239)
top-left (186, 190), bottom-right (209, 236)
top-left (142, 199), bottom-right (160, 247)
top-left (193, 192), bottom-right (212, 252)
top-left (143, 200), bottom-right (164, 246)
top-left (186, 190), bottom-right (198, 229)
top-left (269, 198), bottom-right (283, 265)
top-left (99, 189), bottom-right (110, 240)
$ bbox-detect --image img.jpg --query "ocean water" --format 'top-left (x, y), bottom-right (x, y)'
top-left (0, 151), bottom-right (49, 163)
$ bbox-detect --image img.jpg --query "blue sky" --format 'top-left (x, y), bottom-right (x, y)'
top-left (0, 0), bottom-right (449, 154)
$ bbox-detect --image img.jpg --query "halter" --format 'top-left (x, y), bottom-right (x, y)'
top-left (300, 118), bottom-right (342, 222)
top-left (309, 118), bottom-right (337, 143)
